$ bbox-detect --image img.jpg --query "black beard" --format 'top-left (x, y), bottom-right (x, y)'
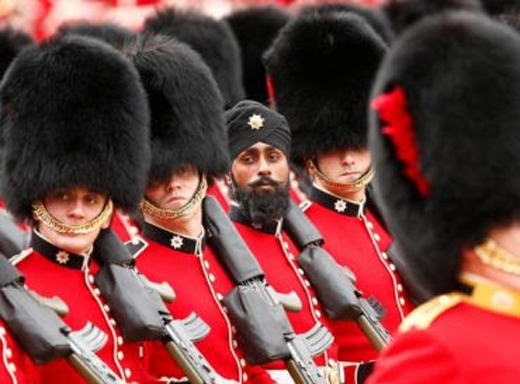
top-left (233, 176), bottom-right (290, 227)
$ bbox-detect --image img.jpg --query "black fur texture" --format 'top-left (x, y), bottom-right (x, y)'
top-left (369, 12), bottom-right (520, 296)
top-left (481, 0), bottom-right (520, 15)
top-left (383, 0), bottom-right (483, 35)
top-left (144, 7), bottom-right (245, 109)
top-left (299, 3), bottom-right (394, 43)
top-left (1, 36), bottom-right (151, 219)
top-left (225, 6), bottom-right (290, 105)
top-left (0, 27), bottom-right (33, 79)
top-left (56, 22), bottom-right (135, 49)
top-left (265, 12), bottom-right (387, 165)
top-left (125, 34), bottom-right (229, 183)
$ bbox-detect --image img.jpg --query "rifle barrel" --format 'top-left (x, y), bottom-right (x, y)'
top-left (357, 315), bottom-right (389, 352)
top-left (67, 354), bottom-right (107, 384)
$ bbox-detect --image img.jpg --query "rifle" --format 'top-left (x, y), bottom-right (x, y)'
top-left (66, 322), bottom-right (125, 384)
top-left (95, 229), bottom-right (217, 384)
top-left (243, 278), bottom-right (334, 384)
top-left (0, 255), bottom-right (126, 384)
top-left (203, 196), bottom-right (334, 384)
top-left (283, 199), bottom-right (391, 351)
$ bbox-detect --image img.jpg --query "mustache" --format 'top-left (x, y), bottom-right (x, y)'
top-left (248, 176), bottom-right (282, 189)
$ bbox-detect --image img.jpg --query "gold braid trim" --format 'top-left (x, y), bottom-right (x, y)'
top-left (32, 200), bottom-right (113, 235)
top-left (308, 160), bottom-right (375, 193)
top-left (140, 177), bottom-right (208, 220)
top-left (474, 239), bottom-right (520, 276)
top-left (399, 293), bottom-right (465, 332)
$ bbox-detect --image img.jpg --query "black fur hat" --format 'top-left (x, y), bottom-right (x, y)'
top-left (225, 6), bottom-right (290, 105)
top-left (369, 12), bottom-right (520, 296)
top-left (480, 0), bottom-right (520, 14)
top-left (264, 12), bottom-right (387, 165)
top-left (56, 22), bottom-right (135, 49)
top-left (144, 7), bottom-right (245, 109)
top-left (299, 3), bottom-right (394, 43)
top-left (1, 36), bottom-right (150, 220)
top-left (125, 34), bottom-right (229, 183)
top-left (383, 0), bottom-right (483, 35)
top-left (0, 27), bottom-right (33, 79)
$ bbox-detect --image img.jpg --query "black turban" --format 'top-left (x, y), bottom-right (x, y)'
top-left (225, 100), bottom-right (291, 161)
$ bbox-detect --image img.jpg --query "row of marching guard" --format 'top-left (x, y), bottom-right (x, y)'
top-left (0, 0), bottom-right (517, 383)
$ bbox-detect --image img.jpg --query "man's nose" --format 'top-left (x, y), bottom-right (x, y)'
top-left (67, 201), bottom-right (87, 220)
top-left (342, 152), bottom-right (356, 166)
top-left (166, 176), bottom-right (181, 192)
top-left (258, 156), bottom-right (272, 176)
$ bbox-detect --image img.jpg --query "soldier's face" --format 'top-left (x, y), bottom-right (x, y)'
top-left (37, 186), bottom-right (110, 254)
top-left (314, 148), bottom-right (371, 184)
top-left (145, 165), bottom-right (200, 211)
top-left (231, 142), bottom-right (290, 192)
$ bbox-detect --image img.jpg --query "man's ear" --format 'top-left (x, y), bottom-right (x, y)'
top-left (224, 173), bottom-right (233, 187)
top-left (223, 173), bottom-right (236, 200)
top-left (305, 158), bottom-right (316, 181)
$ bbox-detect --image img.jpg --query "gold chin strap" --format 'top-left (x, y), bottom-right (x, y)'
top-left (140, 177), bottom-right (208, 220)
top-left (32, 199), bottom-right (114, 235)
top-left (308, 159), bottom-right (375, 193)
top-left (474, 238), bottom-right (520, 276)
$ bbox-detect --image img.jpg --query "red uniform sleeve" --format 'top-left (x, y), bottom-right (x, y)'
top-left (245, 364), bottom-right (276, 384)
top-left (365, 330), bottom-right (463, 384)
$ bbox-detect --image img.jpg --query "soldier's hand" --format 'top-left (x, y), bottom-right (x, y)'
top-left (322, 366), bottom-right (340, 384)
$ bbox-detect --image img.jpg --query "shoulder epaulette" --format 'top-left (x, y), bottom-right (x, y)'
top-left (399, 293), bottom-right (465, 332)
top-left (10, 248), bottom-right (33, 266)
top-left (124, 237), bottom-right (148, 259)
top-left (299, 200), bottom-right (312, 213)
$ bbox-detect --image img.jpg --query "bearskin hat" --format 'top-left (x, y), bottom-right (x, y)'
top-left (480, 0), bottom-right (520, 14)
top-left (369, 12), bottom-right (520, 296)
top-left (0, 27), bottom-right (33, 79)
top-left (225, 6), bottom-right (290, 105)
top-left (144, 7), bottom-right (245, 109)
top-left (264, 12), bottom-right (387, 165)
top-left (1, 36), bottom-right (150, 220)
top-left (383, 0), bottom-right (483, 35)
top-left (299, 3), bottom-right (394, 43)
top-left (499, 11), bottom-right (520, 31)
top-left (125, 34), bottom-right (229, 183)
top-left (56, 22), bottom-right (135, 49)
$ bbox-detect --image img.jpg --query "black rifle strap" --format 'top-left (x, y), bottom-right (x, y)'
top-left (92, 228), bottom-right (166, 341)
top-left (93, 228), bottom-right (135, 266)
top-left (0, 254), bottom-right (23, 287)
top-left (282, 200), bottom-right (323, 250)
top-left (202, 196), bottom-right (264, 284)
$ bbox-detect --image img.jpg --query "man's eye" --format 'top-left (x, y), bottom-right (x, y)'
top-left (241, 156), bottom-right (254, 164)
top-left (57, 193), bottom-right (69, 201)
top-left (85, 196), bottom-right (99, 205)
top-left (269, 153), bottom-right (281, 161)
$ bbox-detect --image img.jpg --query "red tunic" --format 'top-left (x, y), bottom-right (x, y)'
top-left (303, 186), bottom-right (414, 364)
top-left (229, 208), bottom-right (338, 377)
top-left (132, 222), bottom-right (273, 384)
top-left (111, 210), bottom-right (140, 243)
top-left (367, 293), bottom-right (520, 384)
top-left (12, 231), bottom-right (158, 384)
top-left (207, 180), bottom-right (231, 213)
top-left (0, 320), bottom-right (34, 384)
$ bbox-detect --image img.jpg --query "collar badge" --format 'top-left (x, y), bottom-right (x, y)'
top-left (170, 235), bottom-right (184, 250)
top-left (334, 199), bottom-right (347, 213)
top-left (56, 250), bottom-right (70, 265)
